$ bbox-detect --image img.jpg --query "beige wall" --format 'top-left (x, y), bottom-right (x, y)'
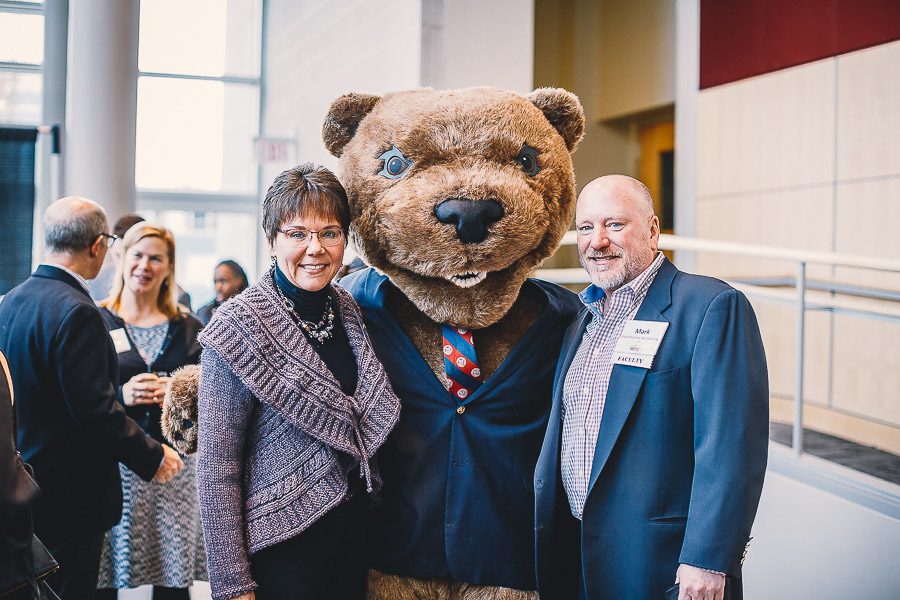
top-left (534, 0), bottom-right (675, 203)
top-left (596, 0), bottom-right (675, 120)
top-left (534, 0), bottom-right (674, 273)
top-left (432, 0), bottom-right (534, 93)
top-left (262, 0), bottom-right (422, 177)
top-left (695, 40), bottom-right (900, 451)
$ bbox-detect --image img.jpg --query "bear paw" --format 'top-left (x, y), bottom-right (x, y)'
top-left (161, 364), bottom-right (201, 455)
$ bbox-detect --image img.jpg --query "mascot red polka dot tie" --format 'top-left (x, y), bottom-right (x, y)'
top-left (442, 325), bottom-right (482, 401)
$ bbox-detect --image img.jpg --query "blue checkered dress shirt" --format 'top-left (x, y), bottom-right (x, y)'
top-left (561, 252), bottom-right (664, 519)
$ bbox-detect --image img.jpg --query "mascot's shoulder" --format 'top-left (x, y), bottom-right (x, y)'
top-left (527, 277), bottom-right (583, 319)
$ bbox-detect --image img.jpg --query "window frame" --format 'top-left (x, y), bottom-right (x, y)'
top-left (135, 0), bottom-right (266, 275)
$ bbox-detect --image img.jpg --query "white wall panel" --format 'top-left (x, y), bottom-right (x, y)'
top-left (836, 40), bottom-right (900, 181)
top-left (697, 59), bottom-right (835, 198)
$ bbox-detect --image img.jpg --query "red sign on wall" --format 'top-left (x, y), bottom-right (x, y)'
top-left (255, 138), bottom-right (295, 164)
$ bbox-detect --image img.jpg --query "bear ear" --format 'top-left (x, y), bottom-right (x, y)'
top-left (322, 93), bottom-right (382, 157)
top-left (526, 87), bottom-right (585, 153)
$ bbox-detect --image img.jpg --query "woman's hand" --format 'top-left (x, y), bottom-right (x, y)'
top-left (122, 372), bottom-right (166, 406)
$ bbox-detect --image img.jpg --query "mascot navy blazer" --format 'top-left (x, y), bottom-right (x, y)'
top-left (342, 268), bottom-right (582, 589)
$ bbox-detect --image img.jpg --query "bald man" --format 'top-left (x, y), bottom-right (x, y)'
top-left (534, 176), bottom-right (768, 600)
top-left (0, 197), bottom-right (183, 600)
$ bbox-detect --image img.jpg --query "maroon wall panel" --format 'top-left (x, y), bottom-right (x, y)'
top-left (700, 0), bottom-right (900, 89)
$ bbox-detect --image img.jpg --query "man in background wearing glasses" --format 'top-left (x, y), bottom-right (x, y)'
top-left (0, 196), bottom-right (183, 600)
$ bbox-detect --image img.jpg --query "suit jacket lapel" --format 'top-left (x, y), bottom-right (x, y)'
top-left (587, 259), bottom-right (676, 495)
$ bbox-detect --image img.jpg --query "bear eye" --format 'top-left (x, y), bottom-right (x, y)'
top-left (514, 143), bottom-right (541, 177)
top-left (377, 146), bottom-right (413, 179)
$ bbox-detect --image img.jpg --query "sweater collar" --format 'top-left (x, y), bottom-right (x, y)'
top-left (198, 271), bottom-right (400, 493)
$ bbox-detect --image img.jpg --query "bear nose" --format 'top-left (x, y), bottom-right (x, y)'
top-left (434, 198), bottom-right (504, 244)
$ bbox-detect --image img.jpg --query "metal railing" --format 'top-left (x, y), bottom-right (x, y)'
top-left (536, 232), bottom-right (900, 457)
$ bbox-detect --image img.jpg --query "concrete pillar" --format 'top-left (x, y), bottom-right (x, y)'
top-left (674, 0), bottom-right (699, 271)
top-left (42, 0), bottom-right (67, 200)
top-left (30, 0), bottom-right (69, 266)
top-left (64, 0), bottom-right (139, 219)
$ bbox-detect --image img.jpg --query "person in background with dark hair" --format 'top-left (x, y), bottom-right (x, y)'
top-left (95, 223), bottom-right (207, 600)
top-left (196, 260), bottom-right (249, 325)
top-left (196, 164), bottom-right (401, 600)
top-left (0, 197), bottom-right (183, 600)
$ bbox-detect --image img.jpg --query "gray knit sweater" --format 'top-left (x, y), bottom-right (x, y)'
top-left (196, 272), bottom-right (400, 600)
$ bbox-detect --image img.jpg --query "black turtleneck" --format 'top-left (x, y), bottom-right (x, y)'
top-left (273, 265), bottom-right (358, 396)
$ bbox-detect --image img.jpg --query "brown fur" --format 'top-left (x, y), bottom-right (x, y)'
top-left (161, 364), bottom-right (201, 455)
top-left (322, 86), bottom-right (583, 600)
top-left (323, 93), bottom-right (382, 157)
top-left (368, 571), bottom-right (537, 600)
top-left (386, 281), bottom-right (544, 383)
top-left (322, 87), bottom-right (584, 330)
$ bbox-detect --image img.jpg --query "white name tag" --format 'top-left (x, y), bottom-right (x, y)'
top-left (109, 328), bottom-right (132, 354)
top-left (613, 319), bottom-right (669, 369)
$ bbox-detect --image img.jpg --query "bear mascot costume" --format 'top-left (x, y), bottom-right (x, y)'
top-left (323, 86), bottom-right (583, 599)
top-left (166, 86), bottom-right (585, 599)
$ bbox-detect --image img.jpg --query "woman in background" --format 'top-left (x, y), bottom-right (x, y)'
top-left (96, 224), bottom-right (207, 600)
top-left (196, 260), bottom-right (249, 325)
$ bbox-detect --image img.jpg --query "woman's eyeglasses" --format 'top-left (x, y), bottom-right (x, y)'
top-left (276, 227), bottom-right (343, 247)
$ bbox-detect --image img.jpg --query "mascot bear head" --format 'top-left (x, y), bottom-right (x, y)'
top-left (322, 87), bottom-right (584, 330)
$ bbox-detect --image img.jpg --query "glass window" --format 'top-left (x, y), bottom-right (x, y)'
top-left (135, 77), bottom-right (260, 192)
top-left (0, 71), bottom-right (41, 125)
top-left (0, 12), bottom-right (43, 64)
top-left (141, 209), bottom-right (258, 310)
top-left (139, 0), bottom-right (262, 78)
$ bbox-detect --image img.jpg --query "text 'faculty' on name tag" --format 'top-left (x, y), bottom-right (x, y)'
top-left (613, 319), bottom-right (669, 369)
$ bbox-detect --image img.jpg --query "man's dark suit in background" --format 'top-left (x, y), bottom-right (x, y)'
top-left (0, 197), bottom-right (180, 600)
top-left (0, 266), bottom-right (164, 598)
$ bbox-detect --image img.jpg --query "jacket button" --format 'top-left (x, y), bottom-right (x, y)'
top-left (456, 405), bottom-right (466, 415)
top-left (535, 479), bottom-right (544, 489)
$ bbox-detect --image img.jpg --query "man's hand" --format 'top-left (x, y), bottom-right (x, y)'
top-left (676, 564), bottom-right (725, 600)
top-left (153, 443), bottom-right (184, 483)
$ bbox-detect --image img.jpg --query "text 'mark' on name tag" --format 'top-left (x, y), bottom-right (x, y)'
top-left (613, 319), bottom-right (669, 369)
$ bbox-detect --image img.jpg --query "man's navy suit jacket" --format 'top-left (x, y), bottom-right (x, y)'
top-left (534, 258), bottom-right (769, 600)
top-left (0, 265), bottom-right (163, 546)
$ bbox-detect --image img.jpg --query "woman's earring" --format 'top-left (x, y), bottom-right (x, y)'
top-left (270, 256), bottom-right (277, 268)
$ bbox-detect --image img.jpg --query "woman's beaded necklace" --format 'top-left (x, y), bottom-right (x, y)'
top-left (274, 282), bottom-right (335, 344)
